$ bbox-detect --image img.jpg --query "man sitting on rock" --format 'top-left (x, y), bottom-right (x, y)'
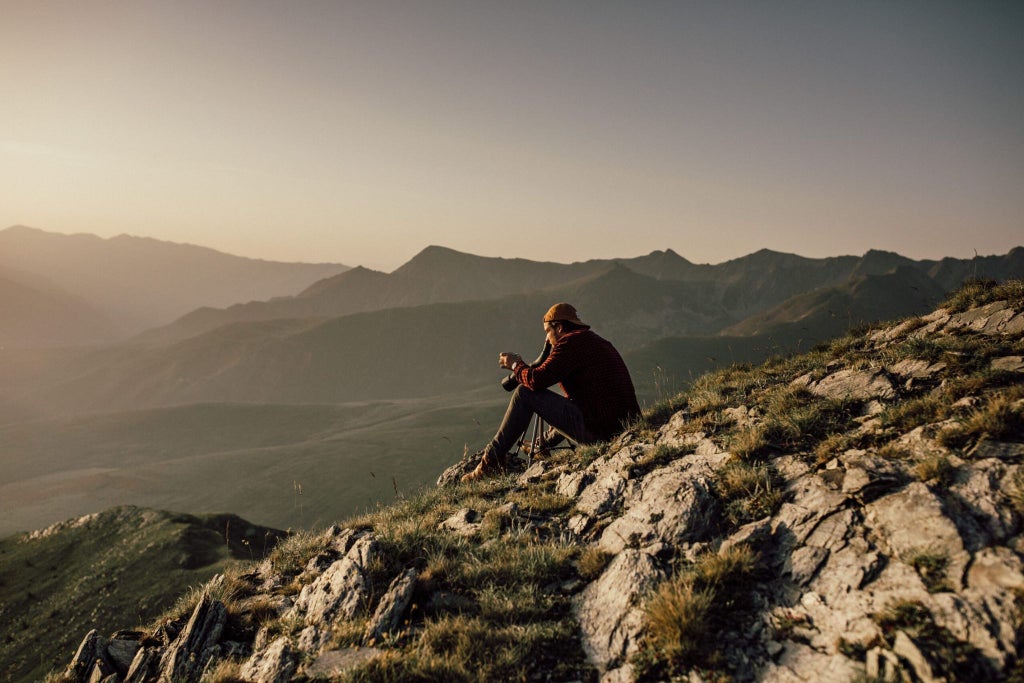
top-left (461, 303), bottom-right (640, 483)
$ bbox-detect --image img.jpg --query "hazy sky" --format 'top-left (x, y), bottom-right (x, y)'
top-left (1, 1), bottom-right (1021, 271)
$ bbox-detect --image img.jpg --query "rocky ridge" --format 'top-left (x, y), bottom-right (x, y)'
top-left (56, 282), bottom-right (1024, 682)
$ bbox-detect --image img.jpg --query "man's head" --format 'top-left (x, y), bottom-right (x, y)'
top-left (543, 303), bottom-right (589, 344)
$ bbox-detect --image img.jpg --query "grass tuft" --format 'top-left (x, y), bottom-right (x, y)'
top-left (905, 549), bottom-right (953, 593)
top-left (715, 460), bottom-right (784, 526)
top-left (636, 546), bottom-right (759, 678)
top-left (914, 454), bottom-right (957, 487)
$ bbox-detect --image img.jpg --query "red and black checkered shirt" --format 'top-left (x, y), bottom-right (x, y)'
top-left (514, 329), bottom-right (640, 441)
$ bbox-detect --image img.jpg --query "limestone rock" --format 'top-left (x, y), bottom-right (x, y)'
top-left (65, 630), bottom-right (104, 683)
top-left (946, 301), bottom-right (1017, 335)
top-left (438, 508), bottom-right (482, 536)
top-left (240, 636), bottom-right (297, 683)
top-left (760, 641), bottom-right (864, 682)
top-left (598, 457), bottom-right (720, 553)
top-left (865, 482), bottom-right (970, 587)
top-left (106, 632), bottom-right (142, 674)
top-left (305, 647), bottom-right (383, 678)
top-left (123, 647), bottom-right (163, 683)
top-left (990, 355), bottom-right (1024, 372)
top-left (576, 549), bottom-right (665, 679)
top-left (889, 358), bottom-right (946, 379)
top-left (364, 568), bottom-right (418, 644)
top-left (517, 460), bottom-right (547, 484)
top-left (157, 592), bottom-right (227, 682)
top-left (570, 445), bottom-right (646, 517)
top-left (807, 369), bottom-right (897, 401)
top-left (950, 459), bottom-right (1019, 543)
top-left (435, 450), bottom-right (481, 487)
top-left (892, 630), bottom-right (939, 683)
top-left (286, 533), bottom-right (378, 652)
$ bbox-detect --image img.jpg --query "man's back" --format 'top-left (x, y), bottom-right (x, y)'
top-left (519, 328), bottom-right (639, 440)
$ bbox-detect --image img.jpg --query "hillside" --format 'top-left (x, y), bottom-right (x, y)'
top-left (51, 279), bottom-right (1024, 681)
top-left (0, 226), bottom-right (348, 334)
top-left (0, 268), bottom-right (121, 347)
top-left (0, 506), bottom-right (285, 683)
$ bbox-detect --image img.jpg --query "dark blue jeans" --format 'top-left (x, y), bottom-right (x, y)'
top-left (486, 385), bottom-right (597, 460)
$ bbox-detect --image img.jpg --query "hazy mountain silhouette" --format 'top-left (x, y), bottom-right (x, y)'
top-left (0, 265), bottom-right (122, 347)
top-left (141, 246), bottom-right (617, 342)
top-left (141, 244), bottom-right (1023, 346)
top-left (4, 246), bottom-right (1024, 419)
top-left (720, 267), bottom-right (947, 342)
top-left (0, 225), bottom-right (348, 334)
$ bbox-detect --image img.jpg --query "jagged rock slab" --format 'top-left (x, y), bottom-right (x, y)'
top-left (240, 636), bottom-right (297, 683)
top-left (158, 592), bottom-right (227, 682)
top-left (805, 368), bottom-right (897, 401)
top-left (306, 647), bottom-right (383, 678)
top-left (364, 568), bottom-right (418, 644)
top-left (576, 549), bottom-right (665, 682)
top-left (285, 533), bottom-right (378, 652)
top-left (598, 455), bottom-right (723, 553)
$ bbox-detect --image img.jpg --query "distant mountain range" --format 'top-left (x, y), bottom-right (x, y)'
top-left (0, 225), bottom-right (348, 344)
top-left (2, 242), bottom-right (1021, 418)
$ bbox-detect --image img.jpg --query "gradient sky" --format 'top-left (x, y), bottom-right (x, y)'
top-left (1, 1), bottom-right (1021, 271)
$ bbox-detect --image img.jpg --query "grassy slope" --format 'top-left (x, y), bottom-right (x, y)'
top-left (0, 506), bottom-right (285, 683)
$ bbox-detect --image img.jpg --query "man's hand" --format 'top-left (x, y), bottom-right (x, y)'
top-left (499, 352), bottom-right (523, 370)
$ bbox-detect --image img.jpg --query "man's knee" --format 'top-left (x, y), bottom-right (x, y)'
top-left (510, 384), bottom-right (535, 404)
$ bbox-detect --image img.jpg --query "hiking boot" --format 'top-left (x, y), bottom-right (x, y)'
top-left (461, 450), bottom-right (505, 483)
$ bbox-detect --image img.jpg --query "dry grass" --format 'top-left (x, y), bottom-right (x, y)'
top-left (636, 546), bottom-right (758, 678)
top-left (199, 659), bottom-right (246, 683)
top-left (939, 392), bottom-right (1024, 452)
top-left (576, 547), bottom-right (613, 581)
top-left (716, 460), bottom-right (784, 526)
top-left (942, 278), bottom-right (1024, 313)
top-left (905, 549), bottom-right (953, 593)
top-left (914, 454), bottom-right (957, 487)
